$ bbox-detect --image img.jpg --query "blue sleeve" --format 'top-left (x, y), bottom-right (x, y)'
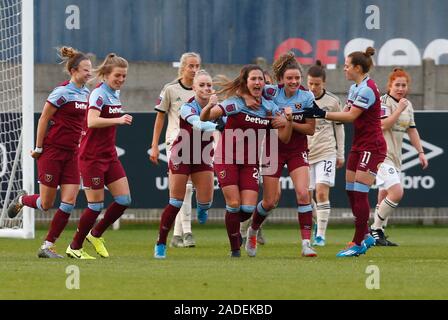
top-left (89, 89), bottom-right (105, 111)
top-left (180, 103), bottom-right (198, 122)
top-left (182, 103), bottom-right (217, 132)
top-left (47, 87), bottom-right (67, 108)
top-left (353, 86), bottom-right (376, 109)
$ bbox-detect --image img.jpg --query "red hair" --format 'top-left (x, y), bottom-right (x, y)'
top-left (387, 68), bottom-right (411, 92)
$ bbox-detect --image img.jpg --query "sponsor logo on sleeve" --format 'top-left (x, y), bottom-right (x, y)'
top-left (96, 96), bottom-right (104, 107)
top-left (225, 104), bottom-right (236, 113)
top-left (356, 95), bottom-right (369, 105)
top-left (266, 87), bottom-right (276, 97)
top-left (56, 96), bottom-right (67, 106)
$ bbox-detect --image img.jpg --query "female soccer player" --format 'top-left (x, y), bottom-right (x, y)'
top-left (370, 68), bottom-right (428, 246)
top-left (66, 53), bottom-right (133, 259)
top-left (243, 52), bottom-right (317, 258)
top-left (7, 46), bottom-right (91, 259)
top-left (305, 47), bottom-right (384, 257)
top-left (150, 52), bottom-right (201, 248)
top-left (201, 64), bottom-right (293, 257)
top-left (154, 70), bottom-right (222, 259)
top-left (307, 60), bottom-right (345, 246)
top-left (240, 69), bottom-right (275, 246)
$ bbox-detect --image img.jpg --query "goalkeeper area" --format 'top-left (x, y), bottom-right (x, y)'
top-left (1, 224), bottom-right (447, 300)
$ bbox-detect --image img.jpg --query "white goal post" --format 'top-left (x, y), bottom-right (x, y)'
top-left (0, 0), bottom-right (34, 238)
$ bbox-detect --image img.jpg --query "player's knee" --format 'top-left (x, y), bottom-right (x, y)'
top-left (226, 200), bottom-right (240, 210)
top-left (316, 190), bottom-right (329, 203)
top-left (115, 194), bottom-right (132, 206)
top-left (40, 199), bottom-right (54, 211)
top-left (169, 198), bottom-right (183, 208)
top-left (240, 205), bottom-right (256, 214)
top-left (226, 204), bottom-right (240, 213)
top-left (262, 199), bottom-right (277, 211)
top-left (88, 202), bottom-right (104, 212)
top-left (296, 189), bottom-right (310, 203)
top-left (59, 202), bottom-right (75, 214)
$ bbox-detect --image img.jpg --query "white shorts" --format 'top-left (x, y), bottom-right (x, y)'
top-left (309, 157), bottom-right (336, 190)
top-left (376, 162), bottom-right (401, 190)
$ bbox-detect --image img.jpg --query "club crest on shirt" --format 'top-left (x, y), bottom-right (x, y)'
top-left (219, 170), bottom-right (226, 179)
top-left (56, 96), bottom-right (67, 106)
top-left (225, 104), bottom-right (236, 113)
top-left (96, 96), bottom-right (104, 107)
top-left (172, 163), bottom-right (179, 171)
top-left (266, 87), bottom-right (276, 97)
top-left (44, 174), bottom-right (53, 183)
top-left (295, 103), bottom-right (302, 110)
top-left (91, 177), bottom-right (101, 186)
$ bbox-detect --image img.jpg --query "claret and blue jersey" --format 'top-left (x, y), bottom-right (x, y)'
top-left (215, 96), bottom-right (279, 164)
top-left (263, 84), bottom-right (314, 153)
top-left (45, 80), bottom-right (90, 151)
top-left (346, 76), bottom-right (386, 153)
top-left (79, 82), bottom-right (123, 160)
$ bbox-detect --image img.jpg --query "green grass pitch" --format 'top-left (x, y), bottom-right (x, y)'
top-left (1, 224), bottom-right (447, 300)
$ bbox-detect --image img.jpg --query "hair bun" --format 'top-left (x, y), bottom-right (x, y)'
top-left (315, 60), bottom-right (323, 67)
top-left (365, 47), bottom-right (376, 57)
top-left (393, 67), bottom-right (404, 72)
top-left (60, 46), bottom-right (76, 58)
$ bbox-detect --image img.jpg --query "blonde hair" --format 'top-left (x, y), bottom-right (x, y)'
top-left (215, 64), bottom-right (263, 100)
top-left (178, 52), bottom-right (201, 78)
top-left (93, 53), bottom-right (128, 80)
top-left (58, 46), bottom-right (89, 75)
top-left (193, 69), bottom-right (212, 83)
top-left (272, 51), bottom-right (303, 82)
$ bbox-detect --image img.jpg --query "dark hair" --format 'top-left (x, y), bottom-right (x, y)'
top-left (58, 46), bottom-right (89, 75)
top-left (347, 47), bottom-right (375, 74)
top-left (307, 60), bottom-right (326, 81)
top-left (215, 64), bottom-right (264, 99)
top-left (272, 51), bottom-right (303, 82)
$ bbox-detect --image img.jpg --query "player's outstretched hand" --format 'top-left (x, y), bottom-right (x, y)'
top-left (118, 114), bottom-right (133, 125)
top-left (215, 117), bottom-right (226, 132)
top-left (303, 102), bottom-right (326, 118)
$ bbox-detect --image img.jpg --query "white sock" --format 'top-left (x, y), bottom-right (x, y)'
top-left (41, 240), bottom-right (53, 250)
top-left (173, 214), bottom-right (182, 237)
top-left (316, 201), bottom-right (330, 238)
top-left (372, 198), bottom-right (398, 230)
top-left (311, 198), bottom-right (317, 220)
top-left (180, 183), bottom-right (193, 234)
top-left (247, 226), bottom-right (258, 237)
top-left (240, 219), bottom-right (250, 235)
top-left (302, 239), bottom-right (310, 247)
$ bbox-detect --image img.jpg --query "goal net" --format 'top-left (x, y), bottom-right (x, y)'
top-left (0, 0), bottom-right (34, 238)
